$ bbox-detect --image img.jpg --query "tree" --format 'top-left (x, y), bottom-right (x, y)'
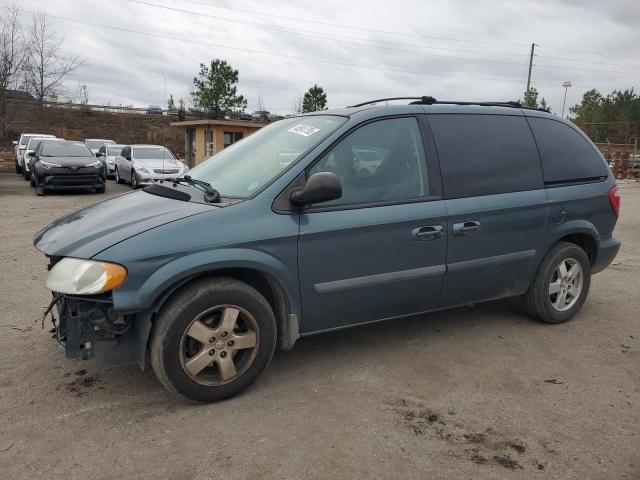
top-left (292, 94), bottom-right (303, 114)
top-left (177, 97), bottom-right (186, 121)
top-left (167, 94), bottom-right (176, 114)
top-left (569, 89), bottom-right (603, 124)
top-left (302, 84), bottom-right (327, 113)
top-left (191, 59), bottom-right (246, 119)
top-left (23, 13), bottom-right (83, 102)
top-left (0, 5), bottom-right (28, 137)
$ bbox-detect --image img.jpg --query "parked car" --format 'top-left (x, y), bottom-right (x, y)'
top-left (97, 143), bottom-right (125, 179)
top-left (251, 110), bottom-right (270, 122)
top-left (29, 140), bottom-right (106, 195)
top-left (148, 105), bottom-right (163, 115)
top-left (114, 144), bottom-right (188, 189)
top-left (14, 133), bottom-right (55, 174)
top-left (83, 138), bottom-right (115, 155)
top-left (23, 137), bottom-right (64, 181)
top-left (34, 99), bottom-right (621, 402)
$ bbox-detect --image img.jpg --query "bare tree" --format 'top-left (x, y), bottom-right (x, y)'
top-left (23, 12), bottom-right (83, 103)
top-left (292, 94), bottom-right (303, 115)
top-left (0, 5), bottom-right (28, 137)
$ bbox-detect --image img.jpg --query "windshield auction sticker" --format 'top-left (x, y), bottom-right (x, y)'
top-left (288, 124), bottom-right (320, 137)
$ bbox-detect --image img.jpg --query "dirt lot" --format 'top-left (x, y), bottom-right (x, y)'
top-left (0, 173), bottom-right (638, 479)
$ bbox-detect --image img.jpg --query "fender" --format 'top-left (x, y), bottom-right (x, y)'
top-left (111, 247), bottom-right (301, 320)
top-left (537, 218), bottom-right (599, 266)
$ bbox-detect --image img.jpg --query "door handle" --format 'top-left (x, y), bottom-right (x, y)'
top-left (452, 221), bottom-right (481, 236)
top-left (412, 225), bottom-right (443, 241)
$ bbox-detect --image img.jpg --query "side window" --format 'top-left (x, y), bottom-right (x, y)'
top-left (527, 117), bottom-right (608, 183)
top-left (428, 114), bottom-right (543, 199)
top-left (122, 146), bottom-right (130, 158)
top-left (308, 117), bottom-right (429, 206)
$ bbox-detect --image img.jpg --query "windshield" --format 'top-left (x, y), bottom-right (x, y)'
top-left (21, 134), bottom-right (51, 146)
top-left (41, 141), bottom-right (92, 157)
top-left (188, 116), bottom-right (346, 197)
top-left (133, 147), bottom-right (175, 160)
top-left (108, 146), bottom-right (124, 156)
top-left (86, 140), bottom-right (113, 149)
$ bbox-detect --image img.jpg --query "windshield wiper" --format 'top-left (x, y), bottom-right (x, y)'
top-left (173, 175), bottom-right (221, 203)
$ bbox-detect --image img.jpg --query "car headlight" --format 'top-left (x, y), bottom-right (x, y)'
top-left (85, 160), bottom-right (103, 168)
top-left (137, 166), bottom-right (150, 174)
top-left (40, 160), bottom-right (62, 169)
top-left (46, 258), bottom-right (127, 295)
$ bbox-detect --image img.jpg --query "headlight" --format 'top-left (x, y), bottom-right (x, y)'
top-left (46, 258), bottom-right (127, 295)
top-left (40, 160), bottom-right (62, 169)
top-left (137, 166), bottom-right (150, 173)
top-left (85, 160), bottom-right (103, 168)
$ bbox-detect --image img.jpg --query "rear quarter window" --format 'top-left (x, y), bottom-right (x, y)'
top-left (428, 114), bottom-right (543, 199)
top-left (527, 117), bottom-right (608, 184)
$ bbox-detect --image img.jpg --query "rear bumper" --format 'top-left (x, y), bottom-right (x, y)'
top-left (593, 235), bottom-right (621, 274)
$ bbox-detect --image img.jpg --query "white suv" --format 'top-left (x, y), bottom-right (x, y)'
top-left (14, 133), bottom-right (55, 174)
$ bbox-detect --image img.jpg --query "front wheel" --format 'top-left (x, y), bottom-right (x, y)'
top-left (115, 167), bottom-right (124, 184)
top-left (130, 170), bottom-right (138, 189)
top-left (15, 159), bottom-right (21, 174)
top-left (519, 242), bottom-right (591, 324)
top-left (150, 277), bottom-right (277, 402)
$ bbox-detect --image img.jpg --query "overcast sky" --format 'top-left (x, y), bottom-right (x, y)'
top-left (13, 0), bottom-right (640, 115)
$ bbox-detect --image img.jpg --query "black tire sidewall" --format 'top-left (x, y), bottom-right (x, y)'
top-left (152, 278), bottom-right (276, 402)
top-left (533, 243), bottom-right (591, 323)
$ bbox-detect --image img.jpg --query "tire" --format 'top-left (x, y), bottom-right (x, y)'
top-left (519, 241), bottom-right (591, 324)
top-left (115, 168), bottom-right (124, 184)
top-left (15, 160), bottom-right (21, 174)
top-left (35, 187), bottom-right (45, 196)
top-left (23, 165), bottom-right (30, 181)
top-left (30, 173), bottom-right (36, 187)
top-left (131, 170), bottom-right (138, 189)
top-left (150, 277), bottom-right (277, 402)
top-left (95, 184), bottom-right (106, 193)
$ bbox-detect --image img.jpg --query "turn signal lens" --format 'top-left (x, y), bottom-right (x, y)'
top-left (46, 258), bottom-right (127, 295)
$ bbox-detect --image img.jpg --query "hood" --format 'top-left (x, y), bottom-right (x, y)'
top-left (34, 190), bottom-right (215, 258)
top-left (134, 158), bottom-right (184, 169)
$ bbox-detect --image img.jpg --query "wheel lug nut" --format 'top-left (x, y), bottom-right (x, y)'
top-left (209, 337), bottom-right (215, 343)
top-left (227, 340), bottom-right (234, 347)
top-left (209, 349), bottom-right (215, 356)
top-left (220, 351), bottom-right (227, 358)
top-left (221, 331), bottom-right (228, 338)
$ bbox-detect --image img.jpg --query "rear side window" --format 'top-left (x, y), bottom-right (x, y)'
top-left (527, 117), bottom-right (608, 184)
top-left (428, 114), bottom-right (543, 199)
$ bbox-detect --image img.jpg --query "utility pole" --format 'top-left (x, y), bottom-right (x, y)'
top-left (526, 43), bottom-right (535, 94)
top-left (561, 81), bottom-right (572, 118)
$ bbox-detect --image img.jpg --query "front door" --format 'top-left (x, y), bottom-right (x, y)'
top-left (298, 116), bottom-right (447, 333)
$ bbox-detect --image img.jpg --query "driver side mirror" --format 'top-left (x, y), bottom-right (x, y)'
top-left (125, 155), bottom-right (131, 161)
top-left (27, 151), bottom-right (36, 157)
top-left (289, 172), bottom-right (342, 207)
top-left (12, 140), bottom-right (18, 145)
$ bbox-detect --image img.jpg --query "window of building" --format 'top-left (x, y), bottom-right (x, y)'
top-left (224, 131), bottom-right (245, 149)
top-left (308, 117), bottom-right (429, 207)
top-left (428, 114), bottom-right (543, 199)
top-left (204, 129), bottom-right (214, 157)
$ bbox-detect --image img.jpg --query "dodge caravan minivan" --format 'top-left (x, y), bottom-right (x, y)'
top-left (34, 97), bottom-right (621, 402)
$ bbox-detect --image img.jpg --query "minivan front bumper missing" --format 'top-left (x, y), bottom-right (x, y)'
top-left (48, 293), bottom-right (151, 369)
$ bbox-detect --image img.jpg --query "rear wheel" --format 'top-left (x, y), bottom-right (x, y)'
top-left (519, 242), bottom-right (591, 324)
top-left (150, 277), bottom-right (277, 402)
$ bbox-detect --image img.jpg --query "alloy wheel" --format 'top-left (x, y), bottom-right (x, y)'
top-left (179, 305), bottom-right (259, 386)
top-left (548, 258), bottom-right (583, 312)
top-left (131, 171), bottom-right (137, 189)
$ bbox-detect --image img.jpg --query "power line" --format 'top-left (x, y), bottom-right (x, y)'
top-left (125, 0), bottom-right (531, 68)
top-left (175, 0), bottom-right (531, 48)
top-left (537, 44), bottom-right (640, 62)
top-left (14, 7), bottom-right (536, 87)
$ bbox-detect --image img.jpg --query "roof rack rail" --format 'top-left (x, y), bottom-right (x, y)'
top-left (347, 96), bottom-right (550, 112)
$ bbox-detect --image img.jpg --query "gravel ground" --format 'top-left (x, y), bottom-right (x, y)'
top-left (0, 173), bottom-right (638, 480)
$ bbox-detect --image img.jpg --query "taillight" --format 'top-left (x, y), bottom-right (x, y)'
top-left (608, 186), bottom-right (621, 218)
